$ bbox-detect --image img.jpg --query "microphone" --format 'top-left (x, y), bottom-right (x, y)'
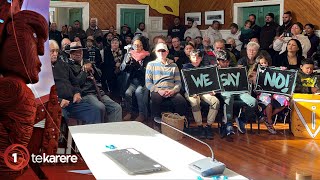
top-left (154, 118), bottom-right (226, 177)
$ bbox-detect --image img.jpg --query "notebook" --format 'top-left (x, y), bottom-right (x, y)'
top-left (104, 148), bottom-right (167, 175)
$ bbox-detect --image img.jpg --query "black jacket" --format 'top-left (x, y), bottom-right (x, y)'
top-left (69, 59), bottom-right (104, 96)
top-left (168, 25), bottom-right (186, 41)
top-left (83, 46), bottom-right (102, 68)
top-left (52, 59), bottom-right (81, 102)
top-left (49, 30), bottom-right (62, 48)
top-left (260, 22), bottom-right (279, 50)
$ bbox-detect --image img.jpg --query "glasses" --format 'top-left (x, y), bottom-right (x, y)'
top-left (157, 49), bottom-right (167, 52)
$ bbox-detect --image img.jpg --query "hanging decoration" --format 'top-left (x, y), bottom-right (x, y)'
top-left (137, 0), bottom-right (179, 16)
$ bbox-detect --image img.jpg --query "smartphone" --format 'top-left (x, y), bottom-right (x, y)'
top-left (283, 32), bottom-right (292, 37)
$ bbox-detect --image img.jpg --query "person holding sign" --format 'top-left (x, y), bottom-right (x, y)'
top-left (295, 59), bottom-right (320, 94)
top-left (249, 54), bottom-right (289, 134)
top-left (216, 50), bottom-right (258, 136)
top-left (145, 43), bottom-right (187, 121)
top-left (182, 50), bottom-right (220, 139)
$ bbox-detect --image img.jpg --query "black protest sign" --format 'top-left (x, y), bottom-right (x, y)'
top-left (255, 66), bottom-right (298, 96)
top-left (218, 67), bottom-right (249, 93)
top-left (181, 66), bottom-right (222, 96)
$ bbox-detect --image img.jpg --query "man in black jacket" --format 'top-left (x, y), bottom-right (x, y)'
top-left (67, 42), bottom-right (122, 122)
top-left (276, 11), bottom-right (293, 37)
top-left (249, 14), bottom-right (261, 39)
top-left (83, 36), bottom-right (102, 68)
top-left (50, 40), bottom-right (101, 124)
top-left (49, 22), bottom-right (62, 48)
top-left (260, 13), bottom-right (279, 57)
top-left (168, 17), bottom-right (186, 42)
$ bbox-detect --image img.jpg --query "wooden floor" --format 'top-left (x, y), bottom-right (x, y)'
top-left (175, 123), bottom-right (320, 180)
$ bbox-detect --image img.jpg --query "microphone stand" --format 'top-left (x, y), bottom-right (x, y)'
top-left (154, 118), bottom-right (226, 177)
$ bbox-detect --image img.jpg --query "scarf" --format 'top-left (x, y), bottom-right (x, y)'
top-left (130, 49), bottom-right (150, 62)
top-left (112, 49), bottom-right (123, 63)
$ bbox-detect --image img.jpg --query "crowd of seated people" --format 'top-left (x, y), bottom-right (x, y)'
top-left (49, 10), bottom-right (320, 139)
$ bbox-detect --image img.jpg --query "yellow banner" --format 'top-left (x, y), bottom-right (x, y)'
top-left (137, 0), bottom-right (179, 16)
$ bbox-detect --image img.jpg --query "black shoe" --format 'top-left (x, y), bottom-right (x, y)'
top-left (198, 126), bottom-right (206, 139)
top-left (219, 124), bottom-right (227, 139)
top-left (205, 125), bottom-right (213, 140)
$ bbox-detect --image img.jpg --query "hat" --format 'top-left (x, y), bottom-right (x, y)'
top-left (86, 36), bottom-right (94, 42)
top-left (155, 43), bottom-right (168, 52)
top-left (65, 41), bottom-right (86, 53)
top-left (215, 50), bottom-right (230, 61)
top-left (266, 13), bottom-right (275, 19)
top-left (190, 49), bottom-right (203, 57)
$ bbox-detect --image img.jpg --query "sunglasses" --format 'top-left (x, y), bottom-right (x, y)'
top-left (157, 49), bottom-right (167, 52)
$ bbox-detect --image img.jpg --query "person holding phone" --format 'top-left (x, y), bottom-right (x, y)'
top-left (273, 22), bottom-right (311, 58)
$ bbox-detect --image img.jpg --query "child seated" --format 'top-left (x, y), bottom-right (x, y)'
top-left (295, 58), bottom-right (320, 94)
top-left (182, 50), bottom-right (220, 140)
top-left (216, 50), bottom-right (257, 138)
top-left (249, 55), bottom-right (290, 134)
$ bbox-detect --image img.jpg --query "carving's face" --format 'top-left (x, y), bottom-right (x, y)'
top-left (0, 11), bottom-right (48, 84)
top-left (1, 24), bottom-right (43, 83)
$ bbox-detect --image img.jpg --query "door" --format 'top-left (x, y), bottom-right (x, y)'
top-left (120, 9), bottom-right (145, 33)
top-left (69, 8), bottom-right (83, 27)
top-left (242, 5), bottom-right (280, 27)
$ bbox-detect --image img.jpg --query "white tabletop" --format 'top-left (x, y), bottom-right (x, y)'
top-left (69, 121), bottom-right (247, 180)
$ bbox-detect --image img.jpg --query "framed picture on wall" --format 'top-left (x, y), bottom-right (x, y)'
top-left (185, 12), bottom-right (201, 25)
top-left (205, 10), bottom-right (224, 25)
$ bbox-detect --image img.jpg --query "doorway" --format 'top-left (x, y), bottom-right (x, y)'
top-left (233, 0), bottom-right (284, 27)
top-left (116, 4), bottom-right (149, 34)
top-left (49, 1), bottom-right (89, 31)
top-left (120, 8), bottom-right (145, 33)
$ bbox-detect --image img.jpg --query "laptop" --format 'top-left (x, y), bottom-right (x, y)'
top-left (104, 148), bottom-right (167, 175)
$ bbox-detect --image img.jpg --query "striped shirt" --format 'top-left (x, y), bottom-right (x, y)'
top-left (145, 58), bottom-right (181, 93)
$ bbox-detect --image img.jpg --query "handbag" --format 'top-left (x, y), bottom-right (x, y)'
top-left (161, 112), bottom-right (188, 141)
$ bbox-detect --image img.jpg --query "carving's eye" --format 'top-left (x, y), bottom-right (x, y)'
top-left (33, 33), bottom-right (37, 39)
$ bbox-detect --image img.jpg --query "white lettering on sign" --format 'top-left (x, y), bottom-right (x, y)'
top-left (264, 72), bottom-right (290, 93)
top-left (220, 72), bottom-right (240, 87)
top-left (191, 73), bottom-right (213, 88)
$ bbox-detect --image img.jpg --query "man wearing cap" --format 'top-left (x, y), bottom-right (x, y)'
top-left (182, 50), bottom-right (220, 139)
top-left (67, 41), bottom-right (122, 123)
top-left (260, 13), bottom-right (279, 53)
top-left (83, 36), bottom-right (102, 68)
top-left (145, 43), bottom-right (187, 121)
top-left (50, 40), bottom-right (101, 124)
top-left (216, 50), bottom-right (257, 137)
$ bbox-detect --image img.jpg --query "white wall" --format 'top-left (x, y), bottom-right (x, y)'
top-left (56, 7), bottom-right (69, 31)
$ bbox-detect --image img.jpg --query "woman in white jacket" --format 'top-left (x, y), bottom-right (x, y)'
top-left (273, 22), bottom-right (311, 58)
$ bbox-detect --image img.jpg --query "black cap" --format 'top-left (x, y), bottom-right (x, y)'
top-left (266, 13), bottom-right (275, 19)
